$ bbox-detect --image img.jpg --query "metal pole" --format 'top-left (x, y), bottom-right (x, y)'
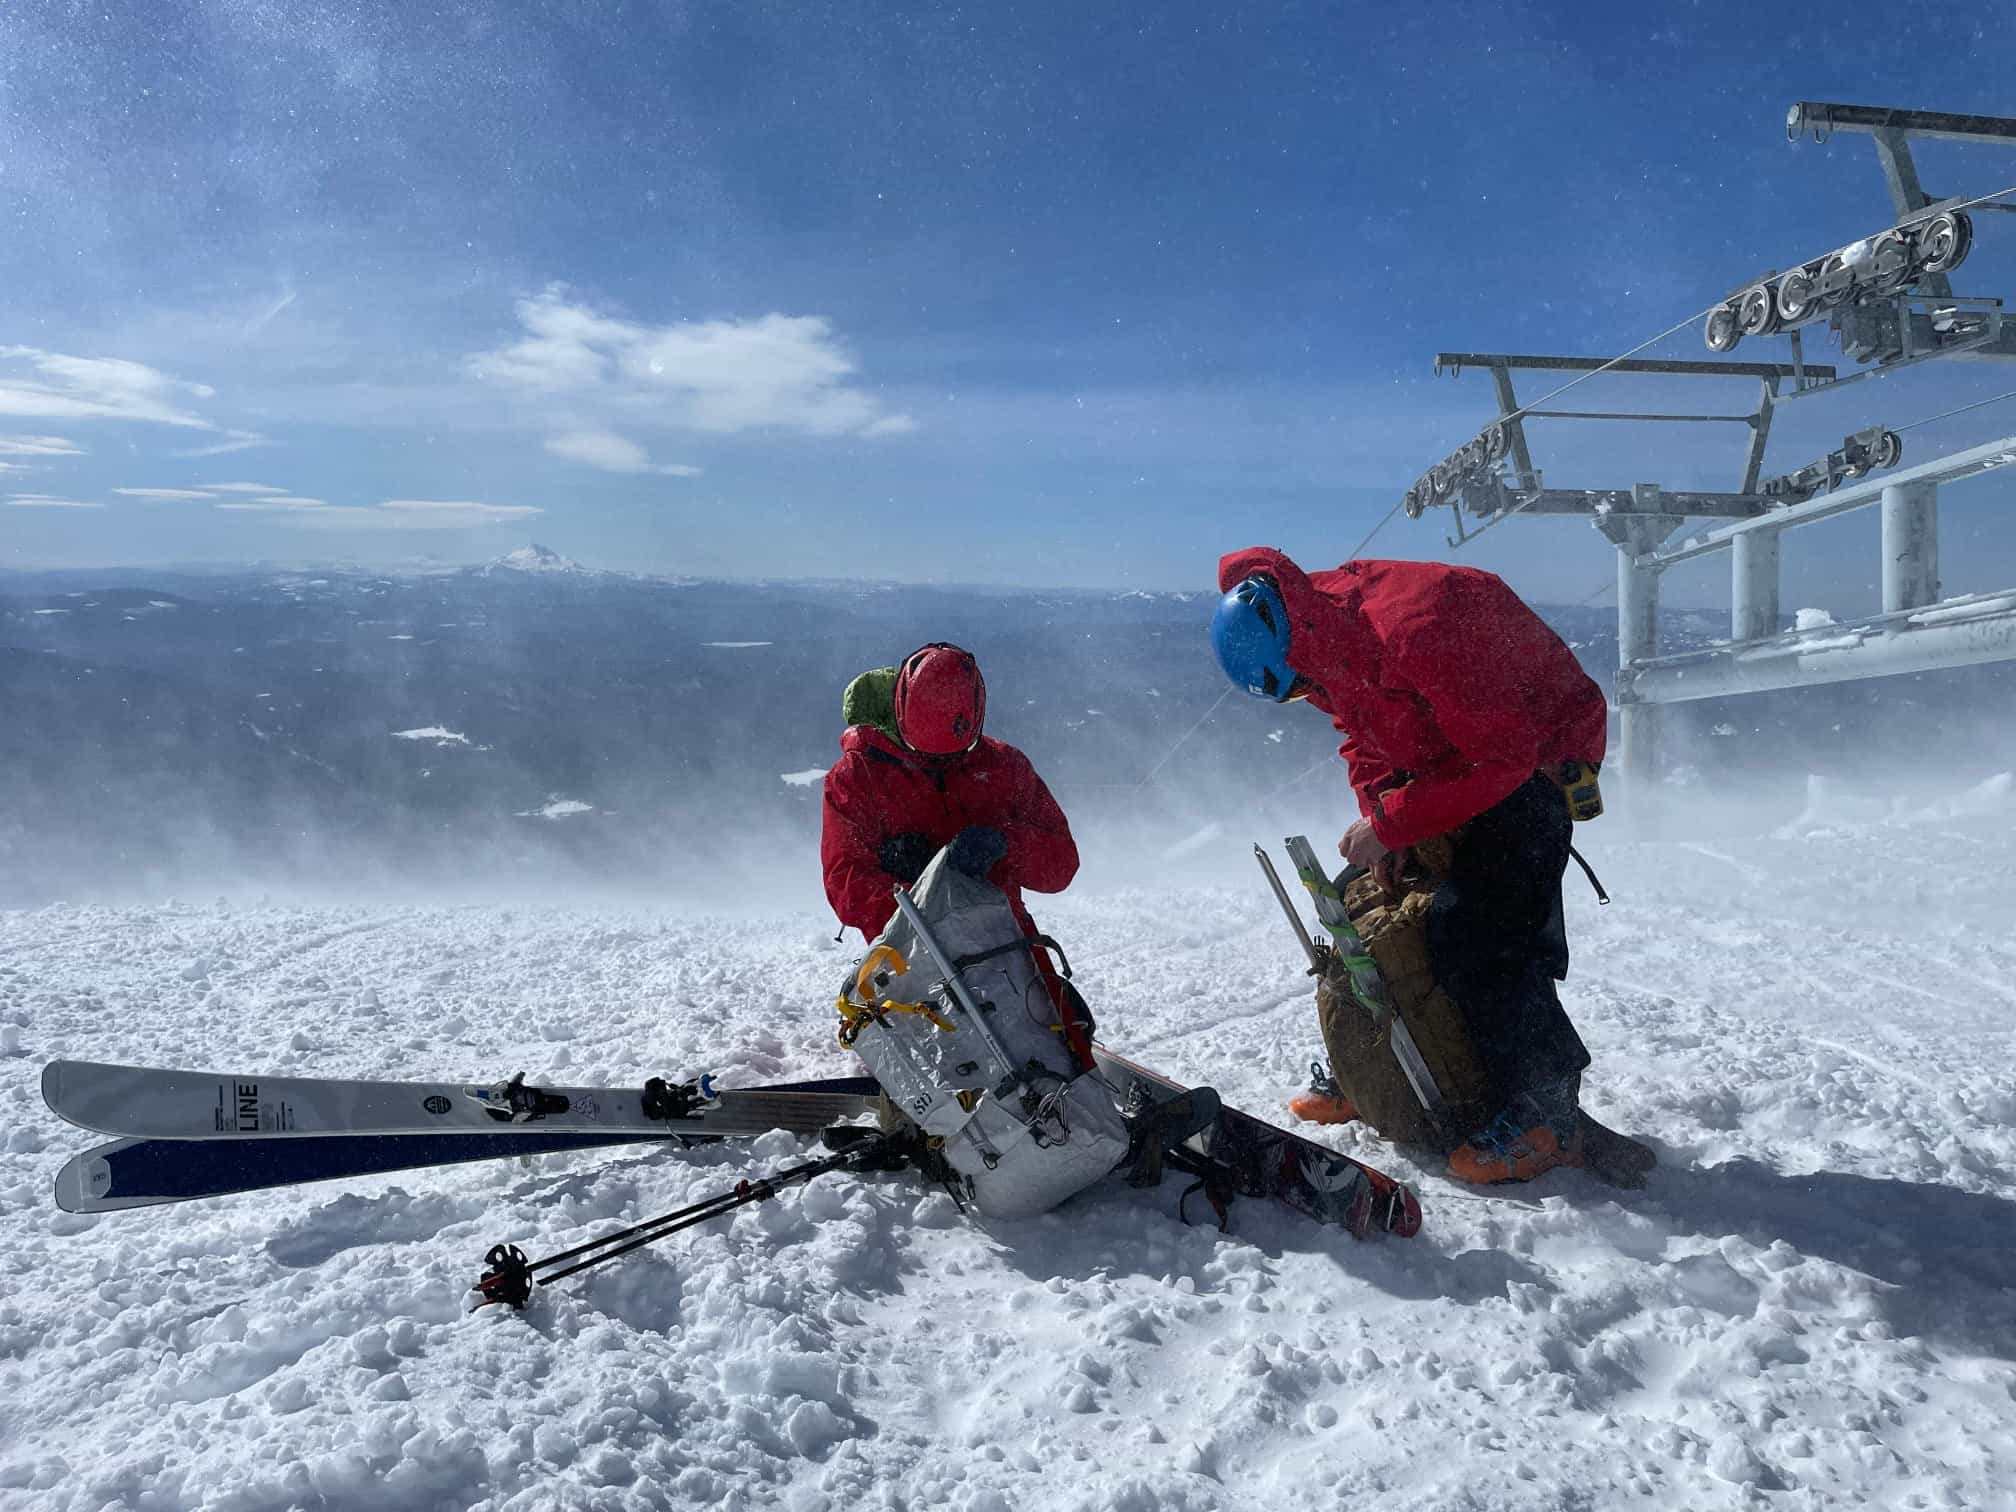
top-left (1617, 538), bottom-right (1661, 786)
top-left (1740, 377), bottom-right (1778, 495)
top-left (1488, 362), bottom-right (1538, 490)
top-left (1732, 529), bottom-right (1782, 641)
top-left (1881, 481), bottom-right (1940, 614)
top-left (1253, 846), bottom-right (1323, 971)
top-left (889, 885), bottom-right (1025, 1092)
top-left (1622, 604), bottom-right (2016, 703)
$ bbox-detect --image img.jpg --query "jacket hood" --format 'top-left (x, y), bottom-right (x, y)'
top-left (1216, 546), bottom-right (1381, 698)
top-left (839, 721), bottom-right (992, 771)
top-left (840, 722), bottom-right (908, 759)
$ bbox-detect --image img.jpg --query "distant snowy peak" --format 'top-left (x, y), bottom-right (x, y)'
top-left (487, 544), bottom-right (589, 576)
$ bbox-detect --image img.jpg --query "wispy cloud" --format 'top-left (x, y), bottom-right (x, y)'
top-left (212, 496), bottom-right (327, 511)
top-left (177, 429), bottom-right (271, 457)
top-left (468, 286), bottom-right (918, 439)
top-left (243, 288), bottom-right (297, 339)
top-left (200, 482), bottom-right (289, 493)
top-left (0, 349), bottom-right (216, 429)
top-left (543, 429), bottom-right (701, 476)
top-left (213, 498), bottom-right (542, 530)
top-left (7, 494), bottom-right (102, 508)
top-left (113, 487), bottom-right (218, 501)
top-left (0, 434), bottom-right (85, 456)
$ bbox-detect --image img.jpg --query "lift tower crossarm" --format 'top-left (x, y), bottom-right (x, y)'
top-left (1634, 434), bottom-right (2016, 570)
top-left (1787, 103), bottom-right (2016, 147)
top-left (1435, 354), bottom-right (1835, 382)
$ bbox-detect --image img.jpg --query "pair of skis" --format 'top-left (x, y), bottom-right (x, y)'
top-left (40, 1060), bottom-right (884, 1212)
top-left (39, 1052), bottom-right (1427, 1242)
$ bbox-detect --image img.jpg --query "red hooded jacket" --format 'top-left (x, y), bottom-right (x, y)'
top-left (1219, 547), bottom-right (1607, 849)
top-left (820, 725), bottom-right (1080, 941)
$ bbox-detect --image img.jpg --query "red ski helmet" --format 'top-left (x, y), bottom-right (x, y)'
top-left (893, 643), bottom-right (987, 755)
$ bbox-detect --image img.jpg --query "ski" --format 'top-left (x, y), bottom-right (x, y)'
top-left (41, 1060), bottom-right (880, 1143)
top-left (1091, 1044), bottom-right (1422, 1240)
top-left (53, 1127), bottom-right (698, 1213)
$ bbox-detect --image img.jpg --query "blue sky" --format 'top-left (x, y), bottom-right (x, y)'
top-left (4, 1), bottom-right (2016, 607)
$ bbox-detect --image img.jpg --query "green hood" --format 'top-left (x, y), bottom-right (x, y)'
top-left (842, 666), bottom-right (901, 742)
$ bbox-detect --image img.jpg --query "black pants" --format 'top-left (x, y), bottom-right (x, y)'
top-left (1424, 773), bottom-right (1590, 1113)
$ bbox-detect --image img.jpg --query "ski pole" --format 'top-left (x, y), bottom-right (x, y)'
top-left (471, 1131), bottom-right (903, 1311)
top-left (1253, 844), bottom-right (1325, 972)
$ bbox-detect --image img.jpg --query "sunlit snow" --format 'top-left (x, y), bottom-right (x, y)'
top-left (4, 801), bottom-right (2014, 1509)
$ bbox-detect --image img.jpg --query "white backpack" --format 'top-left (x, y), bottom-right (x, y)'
top-left (838, 853), bottom-right (1130, 1218)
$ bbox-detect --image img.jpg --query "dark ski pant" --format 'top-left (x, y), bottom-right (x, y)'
top-left (1424, 773), bottom-right (1590, 1121)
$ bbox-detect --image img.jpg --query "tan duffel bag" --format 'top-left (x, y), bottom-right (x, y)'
top-left (1314, 858), bottom-right (1494, 1152)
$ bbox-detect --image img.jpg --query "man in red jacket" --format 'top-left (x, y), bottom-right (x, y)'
top-left (820, 643), bottom-right (1092, 1066)
top-left (1212, 546), bottom-right (1608, 1184)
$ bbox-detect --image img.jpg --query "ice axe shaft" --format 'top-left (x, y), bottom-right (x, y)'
top-left (1254, 844), bottom-right (1325, 972)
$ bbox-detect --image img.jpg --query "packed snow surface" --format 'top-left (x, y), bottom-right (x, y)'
top-left (2, 800), bottom-right (2014, 1510)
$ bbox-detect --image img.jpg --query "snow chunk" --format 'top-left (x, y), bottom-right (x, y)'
top-left (1909, 593), bottom-right (2016, 627)
top-left (392, 727), bottom-right (472, 747)
top-left (516, 797), bottom-right (593, 820)
top-left (780, 768), bottom-right (828, 788)
top-left (1793, 607), bottom-right (1836, 630)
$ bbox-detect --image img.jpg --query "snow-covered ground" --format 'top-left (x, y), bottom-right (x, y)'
top-left (3, 792), bottom-right (2014, 1510)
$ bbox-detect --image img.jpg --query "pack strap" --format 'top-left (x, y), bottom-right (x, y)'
top-left (835, 992), bottom-right (956, 1046)
top-left (1150, 1140), bottom-right (1238, 1232)
top-left (952, 933), bottom-right (1074, 980)
top-left (1569, 845), bottom-right (1610, 906)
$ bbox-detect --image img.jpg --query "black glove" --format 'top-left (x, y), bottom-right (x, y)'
top-left (878, 831), bottom-right (934, 885)
top-left (946, 825), bottom-right (1008, 879)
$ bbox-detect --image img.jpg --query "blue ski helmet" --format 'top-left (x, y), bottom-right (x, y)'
top-left (1212, 577), bottom-right (1299, 701)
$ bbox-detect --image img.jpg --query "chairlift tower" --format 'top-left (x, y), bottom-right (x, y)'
top-left (1403, 102), bottom-right (2016, 788)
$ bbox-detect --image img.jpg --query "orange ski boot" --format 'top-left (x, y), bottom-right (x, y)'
top-left (1288, 1061), bottom-right (1359, 1126)
top-left (1447, 1105), bottom-right (1585, 1185)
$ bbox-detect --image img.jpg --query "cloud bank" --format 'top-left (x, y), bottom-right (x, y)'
top-left (468, 287), bottom-right (918, 443)
top-left (0, 349), bottom-right (216, 429)
top-left (543, 429), bottom-right (702, 476)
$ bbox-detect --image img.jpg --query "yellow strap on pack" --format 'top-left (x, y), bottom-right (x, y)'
top-left (854, 944), bottom-right (908, 999)
top-left (835, 943), bottom-right (956, 1045)
top-left (835, 993), bottom-right (957, 1045)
